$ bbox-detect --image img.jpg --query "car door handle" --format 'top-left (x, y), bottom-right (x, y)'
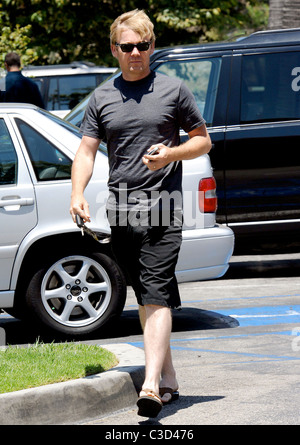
top-left (0, 195), bottom-right (34, 210)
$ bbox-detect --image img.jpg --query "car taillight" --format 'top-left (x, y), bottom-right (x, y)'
top-left (199, 177), bottom-right (218, 213)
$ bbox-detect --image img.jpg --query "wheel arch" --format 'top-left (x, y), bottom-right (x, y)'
top-left (13, 232), bottom-right (113, 309)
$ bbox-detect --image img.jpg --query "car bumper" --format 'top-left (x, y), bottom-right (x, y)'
top-left (176, 224), bottom-right (234, 282)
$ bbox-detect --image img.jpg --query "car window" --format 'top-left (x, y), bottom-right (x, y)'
top-left (15, 119), bottom-right (72, 181)
top-left (64, 93), bottom-right (92, 127)
top-left (240, 51), bottom-right (300, 123)
top-left (47, 74), bottom-right (100, 111)
top-left (0, 119), bottom-right (17, 185)
top-left (32, 78), bottom-right (43, 93)
top-left (156, 57), bottom-right (222, 126)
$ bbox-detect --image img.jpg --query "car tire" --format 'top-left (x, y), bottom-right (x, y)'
top-left (25, 250), bottom-right (126, 337)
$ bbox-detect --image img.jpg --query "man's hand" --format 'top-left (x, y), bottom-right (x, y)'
top-left (69, 195), bottom-right (91, 224)
top-left (142, 125), bottom-right (211, 172)
top-left (142, 144), bottom-right (170, 171)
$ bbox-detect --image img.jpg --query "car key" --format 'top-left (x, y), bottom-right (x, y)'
top-left (75, 214), bottom-right (110, 244)
top-left (75, 214), bottom-right (84, 236)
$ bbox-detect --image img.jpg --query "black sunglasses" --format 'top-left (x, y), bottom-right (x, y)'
top-left (115, 41), bottom-right (152, 53)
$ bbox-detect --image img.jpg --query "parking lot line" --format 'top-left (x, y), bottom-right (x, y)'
top-left (220, 305), bottom-right (300, 327)
top-left (169, 345), bottom-right (300, 362)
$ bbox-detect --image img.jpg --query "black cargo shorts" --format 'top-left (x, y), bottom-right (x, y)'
top-left (109, 210), bottom-right (182, 308)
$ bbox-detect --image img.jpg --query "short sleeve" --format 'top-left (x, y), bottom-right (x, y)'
top-left (177, 81), bottom-right (205, 133)
top-left (80, 92), bottom-right (105, 140)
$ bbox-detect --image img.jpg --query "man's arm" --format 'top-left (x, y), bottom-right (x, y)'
top-left (143, 124), bottom-right (211, 170)
top-left (70, 135), bottom-right (100, 222)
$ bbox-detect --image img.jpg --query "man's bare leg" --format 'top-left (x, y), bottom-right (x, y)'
top-left (159, 344), bottom-right (179, 402)
top-left (139, 305), bottom-right (178, 402)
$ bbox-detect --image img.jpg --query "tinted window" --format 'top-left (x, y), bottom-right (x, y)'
top-left (0, 119), bottom-right (17, 185)
top-left (15, 119), bottom-right (72, 181)
top-left (48, 74), bottom-right (99, 111)
top-left (32, 78), bottom-right (43, 93)
top-left (240, 51), bottom-right (300, 123)
top-left (65, 93), bottom-right (92, 127)
top-left (156, 58), bottom-right (222, 126)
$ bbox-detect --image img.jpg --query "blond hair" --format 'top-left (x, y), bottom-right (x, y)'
top-left (110, 9), bottom-right (155, 44)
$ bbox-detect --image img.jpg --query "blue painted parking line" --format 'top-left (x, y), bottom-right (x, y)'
top-left (171, 330), bottom-right (299, 343)
top-left (220, 305), bottom-right (300, 327)
top-left (169, 345), bottom-right (300, 362)
top-left (129, 302), bottom-right (300, 364)
top-left (129, 329), bottom-right (299, 349)
top-left (129, 329), bottom-right (300, 363)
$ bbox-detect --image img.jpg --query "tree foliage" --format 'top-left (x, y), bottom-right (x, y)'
top-left (0, 0), bottom-right (269, 67)
top-left (151, 0), bottom-right (269, 45)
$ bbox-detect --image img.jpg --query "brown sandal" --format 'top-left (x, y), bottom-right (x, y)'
top-left (137, 389), bottom-right (163, 417)
top-left (159, 387), bottom-right (179, 404)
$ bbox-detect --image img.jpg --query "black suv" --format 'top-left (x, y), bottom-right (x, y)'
top-left (67, 28), bottom-right (300, 252)
top-left (150, 28), bottom-right (300, 252)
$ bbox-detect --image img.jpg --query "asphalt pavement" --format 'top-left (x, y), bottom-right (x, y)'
top-left (0, 252), bottom-right (299, 427)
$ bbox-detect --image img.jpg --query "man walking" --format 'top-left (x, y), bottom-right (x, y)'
top-left (70, 9), bottom-right (211, 418)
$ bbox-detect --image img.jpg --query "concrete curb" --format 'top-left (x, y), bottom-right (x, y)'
top-left (0, 343), bottom-right (145, 425)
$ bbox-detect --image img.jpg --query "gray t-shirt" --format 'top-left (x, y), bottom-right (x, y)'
top-left (80, 71), bottom-right (205, 212)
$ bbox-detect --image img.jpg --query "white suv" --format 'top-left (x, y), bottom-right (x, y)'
top-left (1, 62), bottom-right (117, 118)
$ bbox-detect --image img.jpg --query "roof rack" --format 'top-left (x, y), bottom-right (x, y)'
top-left (23, 61), bottom-right (98, 71)
top-left (242, 27), bottom-right (300, 44)
top-left (70, 61), bottom-right (96, 68)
